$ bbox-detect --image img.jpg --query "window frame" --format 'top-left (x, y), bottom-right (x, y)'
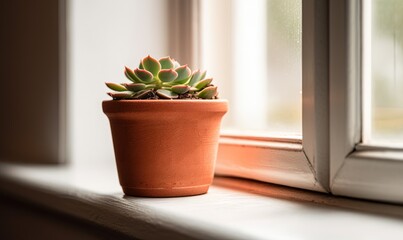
top-left (193, 0), bottom-right (329, 192)
top-left (329, 0), bottom-right (403, 204)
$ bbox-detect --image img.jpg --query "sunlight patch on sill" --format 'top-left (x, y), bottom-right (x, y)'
top-left (220, 129), bottom-right (302, 143)
top-left (219, 136), bottom-right (302, 151)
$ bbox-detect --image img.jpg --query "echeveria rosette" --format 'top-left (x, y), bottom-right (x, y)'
top-left (106, 55), bottom-right (219, 100)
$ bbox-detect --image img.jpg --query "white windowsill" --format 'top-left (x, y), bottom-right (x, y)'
top-left (1, 161), bottom-right (403, 240)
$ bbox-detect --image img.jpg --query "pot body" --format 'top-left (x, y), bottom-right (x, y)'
top-left (103, 100), bottom-right (228, 197)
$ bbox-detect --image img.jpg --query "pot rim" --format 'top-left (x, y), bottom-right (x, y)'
top-left (102, 99), bottom-right (228, 103)
top-left (102, 99), bottom-right (228, 113)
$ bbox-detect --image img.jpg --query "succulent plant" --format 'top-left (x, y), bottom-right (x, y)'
top-left (105, 55), bottom-right (219, 100)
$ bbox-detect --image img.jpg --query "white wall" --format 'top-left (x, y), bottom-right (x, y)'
top-left (67, 0), bottom-right (170, 163)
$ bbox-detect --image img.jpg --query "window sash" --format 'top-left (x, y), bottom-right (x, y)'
top-left (330, 0), bottom-right (403, 204)
top-left (194, 0), bottom-right (329, 192)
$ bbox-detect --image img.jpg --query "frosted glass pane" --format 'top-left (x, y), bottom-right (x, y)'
top-left (265, 0), bottom-right (302, 135)
top-left (201, 0), bottom-right (302, 137)
top-left (363, 0), bottom-right (403, 147)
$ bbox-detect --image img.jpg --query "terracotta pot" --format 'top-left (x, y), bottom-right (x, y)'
top-left (103, 100), bottom-right (228, 197)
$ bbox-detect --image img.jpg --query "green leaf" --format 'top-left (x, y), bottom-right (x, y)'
top-left (141, 55), bottom-right (161, 76)
top-left (144, 84), bottom-right (157, 90)
top-left (134, 68), bottom-right (154, 83)
top-left (123, 83), bottom-right (146, 92)
top-left (174, 65), bottom-right (191, 84)
top-left (194, 78), bottom-right (213, 90)
top-left (134, 89), bottom-right (152, 99)
top-left (156, 89), bottom-right (178, 99)
top-left (172, 59), bottom-right (180, 68)
top-left (200, 70), bottom-right (207, 81)
top-left (159, 57), bottom-right (174, 69)
top-left (162, 82), bottom-right (173, 87)
top-left (107, 91), bottom-right (134, 99)
top-left (171, 84), bottom-right (190, 94)
top-left (188, 70), bottom-right (205, 86)
top-left (105, 82), bottom-right (127, 91)
top-left (197, 86), bottom-right (217, 99)
top-left (124, 66), bottom-right (142, 83)
top-left (166, 81), bottom-right (186, 86)
top-left (139, 60), bottom-right (144, 69)
top-left (189, 87), bottom-right (198, 92)
top-left (158, 69), bottom-right (178, 82)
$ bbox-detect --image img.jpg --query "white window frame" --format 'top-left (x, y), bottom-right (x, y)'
top-left (330, 0), bottom-right (403, 203)
top-left (182, 0), bottom-right (330, 192)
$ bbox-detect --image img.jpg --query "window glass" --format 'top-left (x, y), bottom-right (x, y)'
top-left (363, 0), bottom-right (403, 147)
top-left (201, 0), bottom-right (302, 137)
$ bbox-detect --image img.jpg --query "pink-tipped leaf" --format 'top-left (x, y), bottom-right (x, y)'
top-left (159, 57), bottom-right (174, 69)
top-left (158, 69), bottom-right (178, 82)
top-left (123, 83), bottom-right (146, 92)
top-left (134, 68), bottom-right (154, 83)
top-left (134, 89), bottom-right (152, 99)
top-left (107, 91), bottom-right (133, 99)
top-left (188, 70), bottom-right (205, 86)
top-left (105, 82), bottom-right (127, 91)
top-left (194, 78), bottom-right (213, 90)
top-left (171, 84), bottom-right (190, 94)
top-left (156, 89), bottom-right (178, 99)
top-left (124, 66), bottom-right (142, 83)
top-left (141, 55), bottom-right (161, 76)
top-left (174, 65), bottom-right (192, 84)
top-left (197, 86), bottom-right (217, 99)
